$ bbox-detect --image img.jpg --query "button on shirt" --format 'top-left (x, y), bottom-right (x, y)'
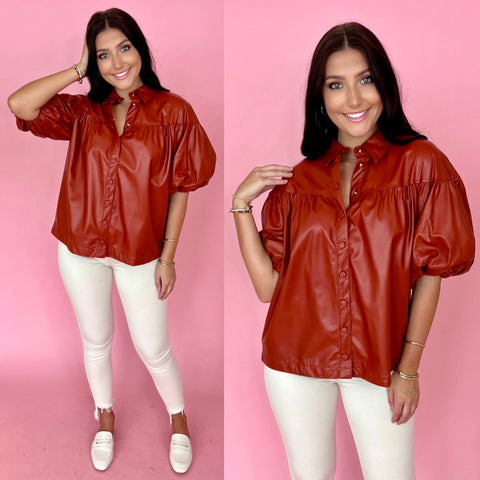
top-left (16, 86), bottom-right (216, 266)
top-left (260, 131), bottom-right (475, 387)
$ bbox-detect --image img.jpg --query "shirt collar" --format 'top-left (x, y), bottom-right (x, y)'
top-left (103, 84), bottom-right (157, 105)
top-left (324, 130), bottom-right (393, 166)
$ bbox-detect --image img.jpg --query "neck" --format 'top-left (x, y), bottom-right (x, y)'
top-left (341, 149), bottom-right (357, 162)
top-left (341, 148), bottom-right (356, 157)
top-left (115, 81), bottom-right (143, 102)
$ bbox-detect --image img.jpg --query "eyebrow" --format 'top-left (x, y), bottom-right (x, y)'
top-left (96, 39), bottom-right (130, 53)
top-left (325, 69), bottom-right (370, 81)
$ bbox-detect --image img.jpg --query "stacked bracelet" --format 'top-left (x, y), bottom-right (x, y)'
top-left (403, 340), bottom-right (426, 348)
top-left (158, 259), bottom-right (175, 267)
top-left (394, 369), bottom-right (419, 380)
top-left (72, 64), bottom-right (83, 84)
top-left (164, 238), bottom-right (179, 244)
top-left (230, 193), bottom-right (253, 214)
top-left (229, 205), bottom-right (253, 214)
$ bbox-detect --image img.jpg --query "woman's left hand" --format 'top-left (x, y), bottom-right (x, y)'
top-left (78, 39), bottom-right (89, 77)
top-left (387, 373), bottom-right (419, 425)
top-left (155, 262), bottom-right (176, 300)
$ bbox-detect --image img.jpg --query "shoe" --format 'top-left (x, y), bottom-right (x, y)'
top-left (169, 433), bottom-right (193, 473)
top-left (91, 431), bottom-right (114, 471)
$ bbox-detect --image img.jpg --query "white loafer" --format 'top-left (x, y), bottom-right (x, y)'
top-left (169, 433), bottom-right (193, 473)
top-left (91, 431), bottom-right (114, 471)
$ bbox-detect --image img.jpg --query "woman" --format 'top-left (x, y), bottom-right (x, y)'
top-left (232, 22), bottom-right (474, 479)
top-left (8, 8), bottom-right (215, 473)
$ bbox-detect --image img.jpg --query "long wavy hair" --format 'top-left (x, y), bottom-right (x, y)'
top-left (301, 22), bottom-right (425, 160)
top-left (85, 8), bottom-right (168, 103)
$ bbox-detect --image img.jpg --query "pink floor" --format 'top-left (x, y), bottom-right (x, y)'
top-left (1, 368), bottom-right (223, 479)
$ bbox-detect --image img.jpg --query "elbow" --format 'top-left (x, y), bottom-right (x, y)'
top-left (253, 269), bottom-right (278, 303)
top-left (7, 93), bottom-right (37, 120)
top-left (255, 284), bottom-right (275, 303)
top-left (7, 93), bottom-right (19, 115)
top-left (257, 292), bottom-right (273, 303)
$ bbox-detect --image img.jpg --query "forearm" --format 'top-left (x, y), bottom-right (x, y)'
top-left (160, 192), bottom-right (189, 262)
top-left (231, 164), bottom-right (292, 302)
top-left (396, 275), bottom-right (441, 374)
top-left (7, 67), bottom-right (84, 121)
top-left (232, 197), bottom-right (278, 303)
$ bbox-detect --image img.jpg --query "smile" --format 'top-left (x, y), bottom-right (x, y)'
top-left (113, 69), bottom-right (130, 80)
top-left (341, 109), bottom-right (371, 124)
top-left (343, 110), bottom-right (369, 119)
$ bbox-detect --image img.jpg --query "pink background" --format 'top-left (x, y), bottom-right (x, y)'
top-left (2, 1), bottom-right (480, 479)
top-left (0, 1), bottom-right (223, 479)
top-left (225, 1), bottom-right (479, 479)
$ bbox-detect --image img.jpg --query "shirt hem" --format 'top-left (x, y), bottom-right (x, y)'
top-left (262, 356), bottom-right (392, 387)
top-left (51, 231), bottom-right (160, 266)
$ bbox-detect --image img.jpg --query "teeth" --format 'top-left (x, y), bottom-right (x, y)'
top-left (345, 111), bottom-right (367, 118)
top-left (114, 70), bottom-right (129, 78)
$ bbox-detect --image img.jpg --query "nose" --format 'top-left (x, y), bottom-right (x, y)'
top-left (111, 53), bottom-right (123, 70)
top-left (347, 85), bottom-right (362, 108)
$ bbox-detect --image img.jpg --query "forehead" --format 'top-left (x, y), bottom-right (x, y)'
top-left (95, 28), bottom-right (128, 49)
top-left (325, 49), bottom-right (369, 76)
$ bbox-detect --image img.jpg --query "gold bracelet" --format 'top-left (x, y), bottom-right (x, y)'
top-left (394, 369), bottom-right (419, 380)
top-left (158, 259), bottom-right (175, 267)
top-left (72, 64), bottom-right (83, 84)
top-left (164, 238), bottom-right (179, 244)
top-left (403, 340), bottom-right (426, 348)
top-left (232, 193), bottom-right (251, 204)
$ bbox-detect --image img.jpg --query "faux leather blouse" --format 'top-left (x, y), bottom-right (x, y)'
top-left (260, 131), bottom-right (474, 387)
top-left (16, 85), bottom-right (216, 265)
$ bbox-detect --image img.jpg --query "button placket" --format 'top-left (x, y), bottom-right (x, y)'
top-left (338, 150), bottom-right (368, 375)
top-left (97, 143), bottom-right (121, 253)
top-left (124, 96), bottom-right (139, 131)
top-left (336, 204), bottom-right (352, 376)
top-left (338, 262), bottom-right (352, 374)
top-left (349, 151), bottom-right (368, 206)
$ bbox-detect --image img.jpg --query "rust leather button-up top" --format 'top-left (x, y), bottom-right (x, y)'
top-left (16, 86), bottom-right (216, 265)
top-left (260, 132), bottom-right (474, 387)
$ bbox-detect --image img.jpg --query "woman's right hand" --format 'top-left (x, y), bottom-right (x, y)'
top-left (233, 164), bottom-right (293, 207)
top-left (232, 165), bottom-right (290, 302)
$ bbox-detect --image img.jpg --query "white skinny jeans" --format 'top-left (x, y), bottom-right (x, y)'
top-left (58, 242), bottom-right (184, 416)
top-left (264, 365), bottom-right (415, 480)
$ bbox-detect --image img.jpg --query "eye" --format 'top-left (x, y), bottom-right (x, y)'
top-left (97, 53), bottom-right (109, 60)
top-left (360, 76), bottom-right (373, 85)
top-left (120, 44), bottom-right (131, 53)
top-left (327, 82), bottom-right (342, 90)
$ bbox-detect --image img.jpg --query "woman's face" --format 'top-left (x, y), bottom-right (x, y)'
top-left (95, 28), bottom-right (142, 97)
top-left (322, 48), bottom-right (383, 148)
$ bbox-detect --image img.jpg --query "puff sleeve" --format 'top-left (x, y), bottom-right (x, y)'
top-left (169, 103), bottom-right (216, 194)
top-left (260, 190), bottom-right (290, 273)
top-left (15, 94), bottom-right (78, 140)
top-left (411, 177), bottom-right (475, 285)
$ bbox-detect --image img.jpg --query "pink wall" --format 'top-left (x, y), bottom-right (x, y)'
top-left (0, 0), bottom-right (223, 478)
top-left (225, 1), bottom-right (480, 479)
top-left (2, 0), bottom-right (480, 478)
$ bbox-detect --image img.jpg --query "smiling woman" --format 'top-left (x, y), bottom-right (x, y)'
top-left (95, 30), bottom-right (143, 96)
top-left (230, 21), bottom-right (474, 479)
top-left (7, 7), bottom-right (216, 475)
